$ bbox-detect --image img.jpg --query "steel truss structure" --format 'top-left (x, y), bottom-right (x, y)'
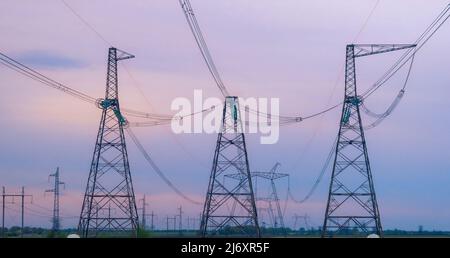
top-left (78, 47), bottom-right (139, 238)
top-left (200, 96), bottom-right (260, 237)
top-left (323, 44), bottom-right (415, 237)
top-left (228, 163), bottom-right (288, 233)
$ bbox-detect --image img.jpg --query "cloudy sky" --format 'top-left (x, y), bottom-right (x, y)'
top-left (0, 0), bottom-right (449, 231)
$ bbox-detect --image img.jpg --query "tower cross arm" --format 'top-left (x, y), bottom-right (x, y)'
top-left (251, 172), bottom-right (289, 180)
top-left (353, 44), bottom-right (416, 58)
top-left (114, 48), bottom-right (135, 61)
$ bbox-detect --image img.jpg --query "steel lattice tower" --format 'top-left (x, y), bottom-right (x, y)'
top-left (252, 163), bottom-right (287, 232)
top-left (228, 162), bottom-right (288, 232)
top-left (323, 44), bottom-right (415, 237)
top-left (78, 47), bottom-right (139, 238)
top-left (46, 167), bottom-right (65, 234)
top-left (200, 96), bottom-right (260, 237)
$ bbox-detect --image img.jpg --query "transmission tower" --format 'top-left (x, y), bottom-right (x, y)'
top-left (323, 44), bottom-right (415, 237)
top-left (45, 167), bottom-right (65, 234)
top-left (229, 162), bottom-right (288, 233)
top-left (139, 195), bottom-right (148, 230)
top-left (293, 213), bottom-right (310, 231)
top-left (150, 211), bottom-right (155, 230)
top-left (78, 47), bottom-right (139, 238)
top-left (200, 96), bottom-right (260, 237)
top-left (177, 206), bottom-right (183, 235)
top-left (253, 163), bottom-right (288, 232)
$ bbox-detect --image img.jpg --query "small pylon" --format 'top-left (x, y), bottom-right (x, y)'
top-left (228, 162), bottom-right (288, 233)
top-left (45, 167), bottom-right (65, 234)
top-left (252, 163), bottom-right (288, 233)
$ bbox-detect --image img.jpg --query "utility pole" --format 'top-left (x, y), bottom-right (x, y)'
top-left (140, 195), bottom-right (148, 230)
top-left (201, 96), bottom-right (259, 237)
top-left (323, 44), bottom-right (416, 237)
top-left (166, 216), bottom-right (169, 232)
top-left (78, 47), bottom-right (139, 238)
top-left (2, 187), bottom-right (4, 238)
top-left (45, 167), bottom-right (65, 235)
top-left (178, 206), bottom-right (183, 235)
top-left (21, 187), bottom-right (24, 237)
top-left (1, 187), bottom-right (32, 238)
top-left (150, 211), bottom-right (155, 231)
top-left (173, 216), bottom-right (177, 231)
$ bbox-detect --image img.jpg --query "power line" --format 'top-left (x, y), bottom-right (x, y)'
top-left (0, 51), bottom-right (212, 123)
top-left (179, 0), bottom-right (230, 97)
top-left (362, 54), bottom-right (416, 130)
top-left (128, 105), bottom-right (216, 127)
top-left (288, 136), bottom-right (337, 204)
top-left (361, 5), bottom-right (449, 99)
top-left (126, 127), bottom-right (202, 205)
top-left (246, 5), bottom-right (449, 125)
top-left (3, 2), bottom-right (445, 128)
top-left (59, 0), bottom-right (175, 120)
top-left (352, 0), bottom-right (381, 42)
top-left (1, 187), bottom-right (33, 238)
top-left (0, 52), bottom-right (96, 104)
top-left (60, 0), bottom-right (112, 46)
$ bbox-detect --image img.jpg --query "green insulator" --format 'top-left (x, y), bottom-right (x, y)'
top-left (342, 106), bottom-right (351, 124)
top-left (233, 104), bottom-right (238, 122)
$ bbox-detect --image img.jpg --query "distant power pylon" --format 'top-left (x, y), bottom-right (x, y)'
top-left (139, 195), bottom-right (149, 230)
top-left (229, 162), bottom-right (288, 234)
top-left (78, 47), bottom-right (139, 237)
top-left (177, 206), bottom-right (183, 235)
top-left (252, 163), bottom-right (288, 232)
top-left (200, 96), bottom-right (260, 237)
top-left (45, 167), bottom-right (65, 234)
top-left (166, 216), bottom-right (176, 231)
top-left (323, 44), bottom-right (416, 237)
top-left (293, 213), bottom-right (310, 231)
top-left (150, 211), bottom-right (155, 231)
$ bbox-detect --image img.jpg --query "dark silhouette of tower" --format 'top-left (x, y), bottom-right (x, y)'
top-left (78, 47), bottom-right (139, 237)
top-left (323, 44), bottom-right (415, 237)
top-left (200, 96), bottom-right (260, 237)
top-left (228, 162), bottom-right (288, 234)
top-left (139, 195), bottom-right (148, 230)
top-left (252, 163), bottom-right (288, 233)
top-left (46, 167), bottom-right (65, 234)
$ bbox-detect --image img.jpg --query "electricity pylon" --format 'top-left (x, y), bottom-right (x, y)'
top-left (293, 213), bottom-right (310, 231)
top-left (139, 195), bottom-right (148, 230)
top-left (229, 162), bottom-right (288, 233)
top-left (45, 167), bottom-right (65, 234)
top-left (200, 96), bottom-right (260, 237)
top-left (78, 47), bottom-right (139, 238)
top-left (323, 44), bottom-right (415, 237)
top-left (252, 163), bottom-right (288, 232)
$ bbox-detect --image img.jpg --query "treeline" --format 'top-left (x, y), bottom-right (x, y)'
top-left (0, 227), bottom-right (77, 238)
top-left (1, 226), bottom-right (449, 237)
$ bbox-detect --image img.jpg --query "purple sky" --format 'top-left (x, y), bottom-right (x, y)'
top-left (0, 0), bottom-right (450, 230)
